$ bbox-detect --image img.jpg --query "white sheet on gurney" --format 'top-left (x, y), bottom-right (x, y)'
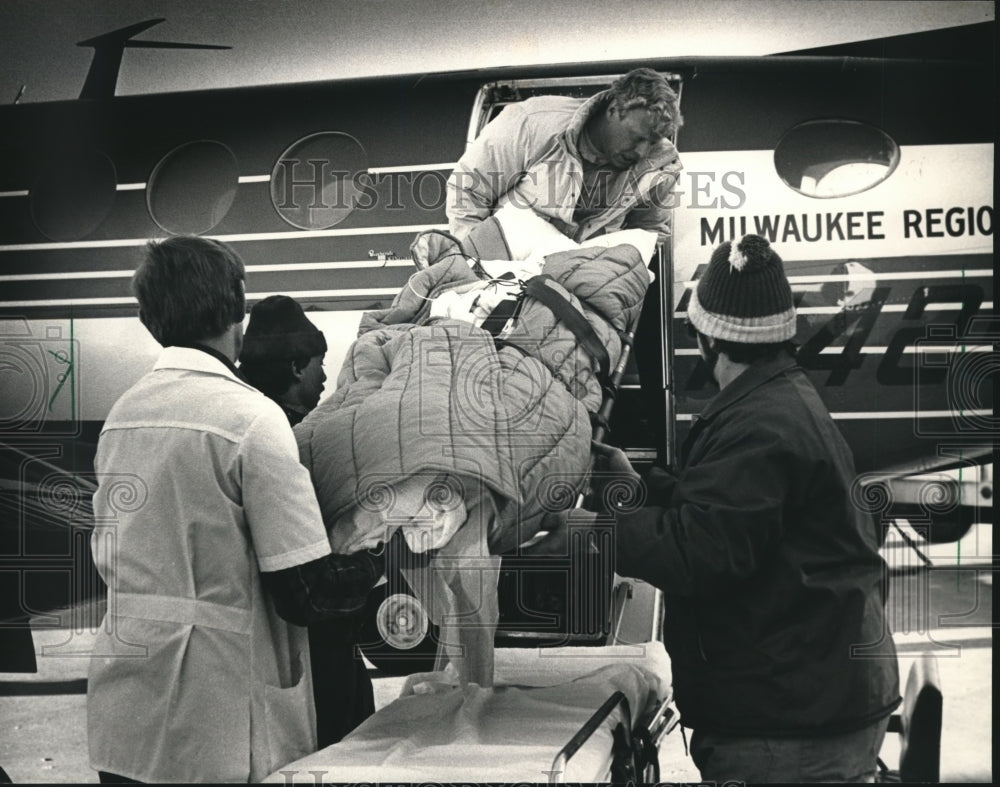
top-left (266, 643), bottom-right (671, 784)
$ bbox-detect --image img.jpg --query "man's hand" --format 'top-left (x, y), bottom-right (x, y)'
top-left (648, 171), bottom-right (679, 209)
top-left (521, 508), bottom-right (599, 557)
top-left (591, 440), bottom-right (639, 477)
top-left (590, 441), bottom-right (642, 512)
top-left (378, 528), bottom-right (432, 578)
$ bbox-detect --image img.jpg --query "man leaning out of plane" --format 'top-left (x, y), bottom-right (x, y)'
top-left (446, 66), bottom-right (683, 244)
top-left (525, 234), bottom-right (901, 783)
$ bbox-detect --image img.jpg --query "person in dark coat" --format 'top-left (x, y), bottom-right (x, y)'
top-left (240, 294), bottom-right (376, 747)
top-left (527, 235), bottom-right (900, 782)
top-left (239, 295), bottom-right (328, 427)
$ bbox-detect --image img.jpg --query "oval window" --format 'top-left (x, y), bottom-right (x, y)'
top-left (147, 140), bottom-right (239, 235)
top-left (270, 132), bottom-right (368, 230)
top-left (774, 120), bottom-right (900, 199)
top-left (30, 148), bottom-right (116, 241)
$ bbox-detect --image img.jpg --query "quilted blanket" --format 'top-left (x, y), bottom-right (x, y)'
top-left (295, 232), bottom-right (651, 553)
top-left (294, 228), bottom-right (652, 684)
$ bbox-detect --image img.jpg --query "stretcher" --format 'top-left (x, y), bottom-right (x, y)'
top-left (264, 641), bottom-right (679, 784)
top-left (267, 226), bottom-right (676, 782)
top-left (267, 255), bottom-right (680, 783)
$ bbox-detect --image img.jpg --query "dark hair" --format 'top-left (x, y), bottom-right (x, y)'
top-left (610, 67), bottom-right (684, 137)
top-left (133, 236), bottom-right (246, 347)
top-left (691, 325), bottom-right (797, 364)
top-left (239, 356), bottom-right (311, 399)
top-left (714, 338), bottom-right (797, 364)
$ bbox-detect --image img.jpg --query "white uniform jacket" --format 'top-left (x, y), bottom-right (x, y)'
top-left (87, 347), bottom-right (332, 783)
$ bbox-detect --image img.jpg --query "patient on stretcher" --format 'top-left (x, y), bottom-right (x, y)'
top-left (294, 206), bottom-right (657, 687)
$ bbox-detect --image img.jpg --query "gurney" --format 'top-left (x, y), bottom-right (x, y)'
top-left (265, 641), bottom-right (679, 784)
top-left (270, 219), bottom-right (679, 783)
top-left (278, 210), bottom-right (679, 781)
top-left (295, 210), bottom-right (658, 686)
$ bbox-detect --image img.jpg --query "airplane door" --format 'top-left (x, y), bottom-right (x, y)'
top-left (466, 72), bottom-right (685, 470)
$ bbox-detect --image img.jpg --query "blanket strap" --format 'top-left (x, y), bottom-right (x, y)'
top-left (494, 337), bottom-right (531, 358)
top-left (481, 272), bottom-right (523, 337)
top-left (523, 275), bottom-right (611, 386)
top-left (481, 298), bottom-right (520, 336)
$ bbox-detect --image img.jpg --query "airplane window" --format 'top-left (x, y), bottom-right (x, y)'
top-left (29, 149), bottom-right (116, 241)
top-left (270, 132), bottom-right (368, 230)
top-left (147, 140), bottom-right (239, 235)
top-left (774, 120), bottom-right (899, 199)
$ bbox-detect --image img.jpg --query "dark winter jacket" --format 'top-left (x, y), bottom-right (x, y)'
top-left (615, 353), bottom-right (900, 735)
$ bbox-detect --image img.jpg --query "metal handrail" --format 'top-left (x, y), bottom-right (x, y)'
top-left (574, 305), bottom-right (643, 510)
top-left (547, 690), bottom-right (633, 784)
top-left (646, 697), bottom-right (680, 747)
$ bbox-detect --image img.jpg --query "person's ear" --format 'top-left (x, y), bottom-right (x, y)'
top-left (233, 280), bottom-right (247, 324)
top-left (231, 322), bottom-right (244, 361)
top-left (290, 360), bottom-right (305, 381)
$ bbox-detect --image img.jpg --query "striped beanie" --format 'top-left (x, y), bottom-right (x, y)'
top-left (687, 234), bottom-right (796, 343)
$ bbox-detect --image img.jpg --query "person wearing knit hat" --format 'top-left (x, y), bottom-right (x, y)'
top-left (239, 294), bottom-right (329, 426)
top-left (683, 233), bottom-right (800, 390)
top-left (687, 233), bottom-right (797, 345)
top-left (526, 235), bottom-right (900, 782)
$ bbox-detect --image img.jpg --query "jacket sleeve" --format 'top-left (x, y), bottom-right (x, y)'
top-left (446, 103), bottom-right (534, 238)
top-left (263, 550), bottom-right (384, 627)
top-left (241, 406), bottom-right (333, 573)
top-left (614, 420), bottom-right (792, 598)
top-left (644, 465), bottom-right (679, 503)
top-left (623, 164), bottom-right (682, 239)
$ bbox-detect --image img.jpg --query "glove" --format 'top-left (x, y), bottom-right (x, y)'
top-left (380, 527), bottom-right (432, 577)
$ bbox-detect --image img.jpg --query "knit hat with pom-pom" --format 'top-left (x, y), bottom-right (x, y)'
top-left (687, 234), bottom-right (796, 343)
